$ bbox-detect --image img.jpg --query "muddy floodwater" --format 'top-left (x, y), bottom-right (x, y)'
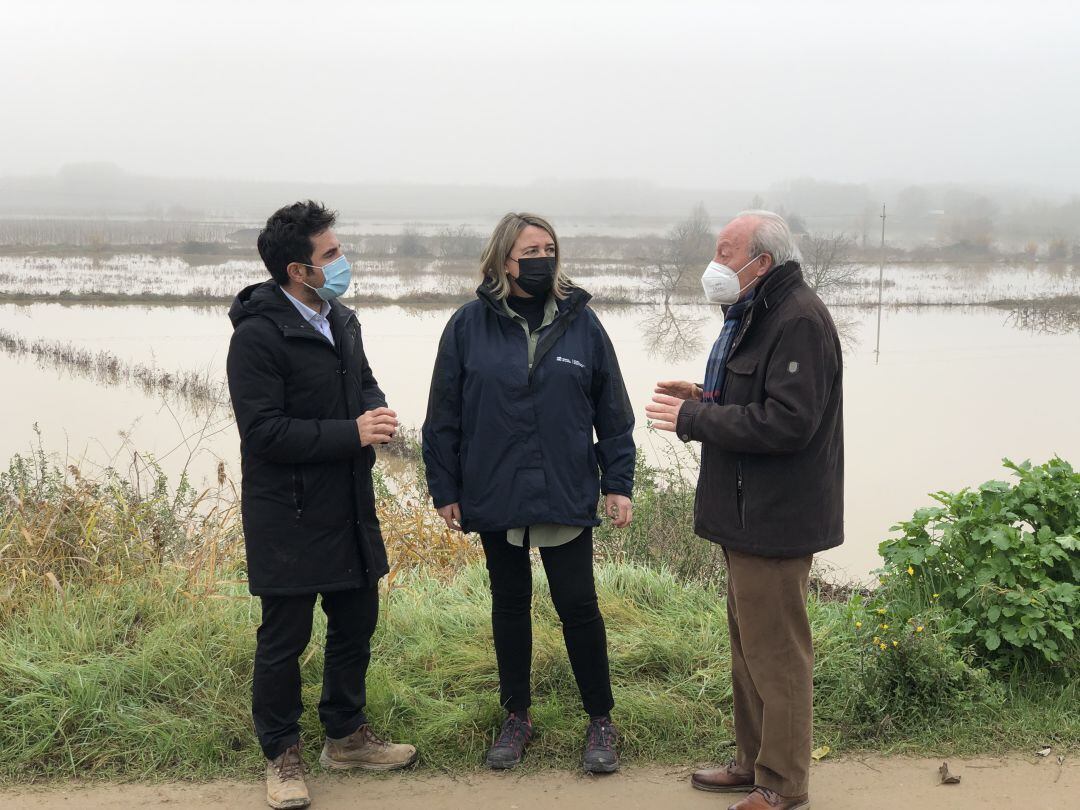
top-left (2, 261), bottom-right (1078, 582)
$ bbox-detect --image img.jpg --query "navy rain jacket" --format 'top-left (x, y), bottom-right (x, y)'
top-left (422, 283), bottom-right (635, 533)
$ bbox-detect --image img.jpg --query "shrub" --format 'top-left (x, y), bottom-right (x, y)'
top-left (876, 458), bottom-right (1080, 668)
top-left (593, 449), bottom-right (726, 588)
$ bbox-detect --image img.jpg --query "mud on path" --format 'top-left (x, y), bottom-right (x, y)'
top-left (4, 756), bottom-right (1077, 810)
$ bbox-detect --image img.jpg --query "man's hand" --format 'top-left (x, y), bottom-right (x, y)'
top-left (356, 407), bottom-right (398, 446)
top-left (655, 380), bottom-right (702, 401)
top-left (645, 394), bottom-right (685, 433)
top-left (437, 502), bottom-right (463, 532)
top-left (604, 494), bottom-right (633, 528)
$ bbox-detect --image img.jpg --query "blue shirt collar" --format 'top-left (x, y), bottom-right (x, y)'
top-left (280, 286), bottom-right (330, 323)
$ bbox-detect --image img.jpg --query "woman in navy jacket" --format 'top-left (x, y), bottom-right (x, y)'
top-left (422, 213), bottom-right (635, 773)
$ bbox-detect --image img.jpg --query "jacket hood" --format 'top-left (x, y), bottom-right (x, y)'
top-left (229, 280), bottom-right (354, 331)
top-left (228, 281), bottom-right (291, 329)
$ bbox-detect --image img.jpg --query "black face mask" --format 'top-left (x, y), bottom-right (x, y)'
top-left (514, 256), bottom-right (556, 297)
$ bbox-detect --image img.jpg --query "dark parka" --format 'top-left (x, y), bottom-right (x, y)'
top-left (422, 284), bottom-right (635, 533)
top-left (226, 281), bottom-right (389, 595)
top-left (676, 261), bottom-right (844, 558)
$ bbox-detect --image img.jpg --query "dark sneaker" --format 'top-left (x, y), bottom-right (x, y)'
top-left (485, 711), bottom-right (533, 770)
top-left (583, 716), bottom-right (619, 773)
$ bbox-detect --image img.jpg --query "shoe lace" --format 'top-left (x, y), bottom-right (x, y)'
top-left (495, 713), bottom-right (530, 749)
top-left (725, 759), bottom-right (754, 778)
top-left (586, 717), bottom-right (616, 750)
top-left (751, 787), bottom-right (781, 805)
top-left (275, 747), bottom-right (304, 782)
top-left (360, 724), bottom-right (389, 748)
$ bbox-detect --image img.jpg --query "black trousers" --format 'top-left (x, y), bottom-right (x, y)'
top-left (479, 526), bottom-right (614, 718)
top-left (252, 586), bottom-right (379, 760)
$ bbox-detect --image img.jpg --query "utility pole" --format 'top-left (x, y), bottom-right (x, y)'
top-left (874, 203), bottom-right (886, 364)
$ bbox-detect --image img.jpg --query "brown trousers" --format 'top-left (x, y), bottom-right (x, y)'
top-left (725, 547), bottom-right (814, 797)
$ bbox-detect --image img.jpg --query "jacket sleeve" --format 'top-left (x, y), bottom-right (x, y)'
top-left (227, 323), bottom-right (363, 463)
top-left (590, 314), bottom-right (636, 497)
top-left (675, 315), bottom-right (837, 454)
top-left (421, 316), bottom-right (464, 508)
top-left (355, 325), bottom-right (388, 411)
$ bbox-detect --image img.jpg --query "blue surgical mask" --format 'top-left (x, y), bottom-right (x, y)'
top-left (302, 255), bottom-right (352, 301)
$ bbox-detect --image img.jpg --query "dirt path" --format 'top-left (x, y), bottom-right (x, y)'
top-left (4, 756), bottom-right (1077, 810)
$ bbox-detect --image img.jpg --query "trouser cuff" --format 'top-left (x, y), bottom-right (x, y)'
top-left (325, 712), bottom-right (366, 741)
top-left (262, 732), bottom-right (300, 761)
top-left (755, 769), bottom-right (808, 798)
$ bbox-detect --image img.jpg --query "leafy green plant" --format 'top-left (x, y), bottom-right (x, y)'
top-left (877, 458), bottom-right (1080, 667)
top-left (853, 602), bottom-right (999, 731)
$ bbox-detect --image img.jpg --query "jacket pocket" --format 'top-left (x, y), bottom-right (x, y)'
top-left (736, 460), bottom-right (747, 530)
top-left (292, 466), bottom-right (305, 518)
top-left (722, 356), bottom-right (758, 404)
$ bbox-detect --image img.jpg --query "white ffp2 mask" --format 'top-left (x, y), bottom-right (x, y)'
top-left (700, 254), bottom-right (763, 304)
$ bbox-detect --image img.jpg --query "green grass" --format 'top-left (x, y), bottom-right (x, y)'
top-left (3, 563), bottom-right (1077, 784)
top-left (2, 450), bottom-right (1077, 783)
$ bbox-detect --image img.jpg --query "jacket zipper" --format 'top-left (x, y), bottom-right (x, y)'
top-left (528, 311), bottom-right (570, 383)
top-left (736, 461), bottom-right (746, 530)
top-left (292, 466), bottom-right (305, 518)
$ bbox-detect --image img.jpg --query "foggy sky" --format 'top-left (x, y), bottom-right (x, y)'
top-left (2, 0), bottom-right (1078, 191)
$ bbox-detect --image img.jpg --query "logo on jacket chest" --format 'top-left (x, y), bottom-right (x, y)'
top-left (555, 355), bottom-right (586, 369)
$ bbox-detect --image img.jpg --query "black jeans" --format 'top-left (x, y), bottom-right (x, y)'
top-left (252, 586), bottom-right (379, 760)
top-left (479, 526), bottom-right (614, 718)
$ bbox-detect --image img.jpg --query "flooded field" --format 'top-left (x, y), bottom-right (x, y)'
top-left (3, 257), bottom-right (1079, 582)
top-left (2, 254), bottom-right (1078, 306)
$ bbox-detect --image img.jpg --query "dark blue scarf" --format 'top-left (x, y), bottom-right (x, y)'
top-left (702, 298), bottom-right (752, 403)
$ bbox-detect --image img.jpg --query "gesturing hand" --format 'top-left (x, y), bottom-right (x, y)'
top-left (437, 502), bottom-right (463, 532)
top-left (356, 407), bottom-right (399, 446)
top-left (644, 394), bottom-right (685, 433)
top-left (655, 380), bottom-right (702, 401)
top-left (604, 494), bottom-right (633, 528)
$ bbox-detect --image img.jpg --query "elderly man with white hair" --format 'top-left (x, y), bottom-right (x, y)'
top-left (646, 211), bottom-right (844, 810)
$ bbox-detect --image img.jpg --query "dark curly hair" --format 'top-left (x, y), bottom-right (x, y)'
top-left (256, 200), bottom-right (338, 285)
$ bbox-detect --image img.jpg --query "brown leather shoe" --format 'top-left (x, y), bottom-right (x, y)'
top-left (691, 762), bottom-right (755, 792)
top-left (728, 786), bottom-right (810, 810)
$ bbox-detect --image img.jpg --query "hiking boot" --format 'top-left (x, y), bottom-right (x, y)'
top-left (582, 715), bottom-right (619, 774)
top-left (485, 711), bottom-right (533, 770)
top-left (319, 723), bottom-right (418, 771)
top-left (265, 744), bottom-right (310, 810)
top-left (692, 761), bottom-right (756, 792)
top-left (728, 786), bottom-right (810, 810)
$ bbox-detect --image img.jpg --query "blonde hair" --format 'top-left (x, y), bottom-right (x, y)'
top-left (479, 212), bottom-right (574, 300)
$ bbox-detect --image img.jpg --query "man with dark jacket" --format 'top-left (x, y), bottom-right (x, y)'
top-left (227, 201), bottom-right (416, 810)
top-left (646, 211), bottom-right (842, 810)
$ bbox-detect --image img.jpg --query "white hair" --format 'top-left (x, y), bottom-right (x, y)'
top-left (736, 209), bottom-right (802, 266)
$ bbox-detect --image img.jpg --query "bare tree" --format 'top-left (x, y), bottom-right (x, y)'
top-left (799, 232), bottom-right (864, 351)
top-left (435, 225), bottom-right (484, 260)
top-left (799, 232), bottom-right (861, 297)
top-left (395, 226), bottom-right (430, 258)
top-left (647, 202), bottom-right (713, 305)
top-left (639, 304), bottom-right (707, 362)
top-left (1003, 298), bottom-right (1080, 336)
